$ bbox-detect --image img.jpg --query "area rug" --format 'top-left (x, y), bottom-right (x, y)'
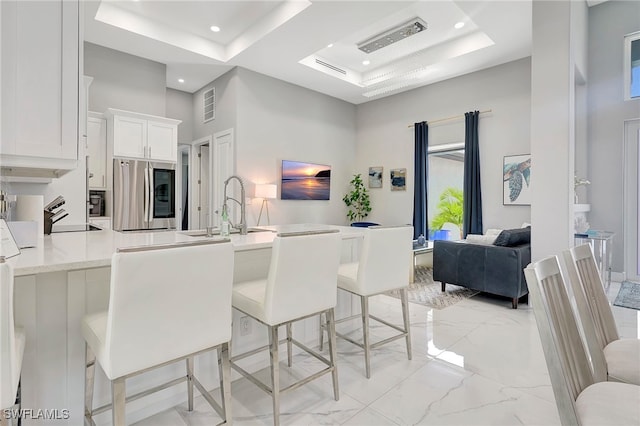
top-left (613, 281), bottom-right (640, 310)
top-left (386, 266), bottom-right (479, 309)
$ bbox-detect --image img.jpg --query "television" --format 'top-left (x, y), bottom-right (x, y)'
top-left (281, 160), bottom-right (331, 200)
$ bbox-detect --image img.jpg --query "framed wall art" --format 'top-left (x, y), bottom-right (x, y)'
top-left (368, 166), bottom-right (383, 188)
top-left (503, 154), bottom-right (531, 205)
top-left (281, 160), bottom-right (331, 200)
top-left (390, 168), bottom-right (406, 191)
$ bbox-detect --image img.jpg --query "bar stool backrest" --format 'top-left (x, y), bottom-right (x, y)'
top-left (264, 231), bottom-right (341, 325)
top-left (105, 241), bottom-right (234, 379)
top-left (524, 256), bottom-right (595, 425)
top-left (0, 260), bottom-right (19, 409)
top-left (563, 244), bottom-right (619, 348)
top-left (562, 244), bottom-right (617, 383)
top-left (357, 226), bottom-right (413, 295)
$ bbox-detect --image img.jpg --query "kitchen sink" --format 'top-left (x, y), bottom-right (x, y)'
top-left (179, 227), bottom-right (274, 237)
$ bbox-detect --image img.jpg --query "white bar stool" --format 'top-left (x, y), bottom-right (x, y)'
top-left (82, 240), bottom-right (235, 426)
top-left (0, 258), bottom-right (25, 426)
top-left (321, 225), bottom-right (413, 378)
top-left (231, 230), bottom-right (342, 426)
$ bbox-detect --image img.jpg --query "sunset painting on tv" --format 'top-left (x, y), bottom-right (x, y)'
top-left (281, 160), bottom-right (331, 200)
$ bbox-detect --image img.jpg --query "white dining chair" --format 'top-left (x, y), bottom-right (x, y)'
top-left (321, 225), bottom-right (413, 378)
top-left (82, 239), bottom-right (234, 426)
top-left (0, 258), bottom-right (25, 426)
top-left (231, 230), bottom-right (342, 426)
top-left (524, 256), bottom-right (640, 425)
top-left (563, 244), bottom-right (640, 384)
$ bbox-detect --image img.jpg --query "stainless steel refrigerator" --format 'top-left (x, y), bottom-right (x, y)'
top-left (113, 158), bottom-right (176, 231)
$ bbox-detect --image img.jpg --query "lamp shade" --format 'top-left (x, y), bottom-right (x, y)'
top-left (255, 184), bottom-right (277, 199)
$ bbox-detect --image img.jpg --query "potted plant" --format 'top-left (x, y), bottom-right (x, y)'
top-left (430, 187), bottom-right (463, 239)
top-left (343, 174), bottom-right (373, 225)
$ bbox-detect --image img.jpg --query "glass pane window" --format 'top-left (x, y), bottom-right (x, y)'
top-left (427, 145), bottom-right (464, 240)
top-left (624, 32), bottom-right (640, 100)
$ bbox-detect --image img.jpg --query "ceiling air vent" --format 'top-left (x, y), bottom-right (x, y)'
top-left (203, 87), bottom-right (215, 123)
top-left (358, 18), bottom-right (427, 54)
top-left (315, 59), bottom-right (347, 75)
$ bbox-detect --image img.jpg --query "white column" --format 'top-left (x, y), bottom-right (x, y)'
top-left (531, 0), bottom-right (582, 261)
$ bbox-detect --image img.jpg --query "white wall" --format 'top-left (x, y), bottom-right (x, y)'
top-left (588, 0), bottom-right (640, 272)
top-left (234, 68), bottom-right (357, 226)
top-left (166, 88), bottom-right (194, 144)
top-left (355, 58), bottom-right (532, 230)
top-left (192, 68), bottom-right (238, 142)
top-left (84, 42), bottom-right (166, 116)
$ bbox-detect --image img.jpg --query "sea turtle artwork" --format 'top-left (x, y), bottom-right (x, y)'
top-left (503, 157), bottom-right (531, 202)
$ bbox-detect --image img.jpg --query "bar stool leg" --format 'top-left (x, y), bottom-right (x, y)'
top-left (360, 296), bottom-right (371, 379)
top-left (326, 308), bottom-right (339, 401)
top-left (111, 378), bottom-right (126, 426)
top-left (186, 357), bottom-right (194, 411)
top-left (268, 326), bottom-right (281, 426)
top-left (400, 288), bottom-right (412, 360)
top-left (16, 379), bottom-right (21, 426)
top-left (218, 342), bottom-right (232, 424)
top-left (286, 323), bottom-right (293, 367)
top-left (84, 344), bottom-right (96, 423)
top-left (318, 313), bottom-right (325, 352)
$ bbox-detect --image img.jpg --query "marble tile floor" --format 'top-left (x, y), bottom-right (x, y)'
top-left (134, 281), bottom-right (639, 426)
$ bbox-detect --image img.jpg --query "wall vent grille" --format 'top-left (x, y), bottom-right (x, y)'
top-left (203, 88), bottom-right (215, 123)
top-left (315, 59), bottom-right (347, 75)
top-left (358, 18), bottom-right (427, 54)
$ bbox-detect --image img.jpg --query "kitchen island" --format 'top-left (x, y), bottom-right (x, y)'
top-left (8, 224), bottom-right (365, 425)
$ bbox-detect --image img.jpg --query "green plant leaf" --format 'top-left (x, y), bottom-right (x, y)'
top-left (430, 187), bottom-right (463, 232)
top-left (343, 173), bottom-right (372, 222)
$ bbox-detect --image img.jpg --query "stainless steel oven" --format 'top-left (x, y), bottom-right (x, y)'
top-left (113, 158), bottom-right (176, 231)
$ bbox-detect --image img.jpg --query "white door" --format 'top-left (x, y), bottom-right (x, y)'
top-left (113, 115), bottom-right (146, 158)
top-left (624, 119), bottom-right (640, 282)
top-left (199, 145), bottom-right (210, 229)
top-left (147, 120), bottom-right (177, 162)
top-left (175, 145), bottom-right (190, 230)
top-left (213, 129), bottom-right (235, 228)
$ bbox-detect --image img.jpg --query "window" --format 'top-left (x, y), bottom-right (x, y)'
top-left (427, 143), bottom-right (464, 240)
top-left (624, 32), bottom-right (640, 100)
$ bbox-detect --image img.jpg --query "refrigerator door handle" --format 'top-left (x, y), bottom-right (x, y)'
top-left (148, 166), bottom-right (155, 223)
top-left (144, 165), bottom-right (150, 223)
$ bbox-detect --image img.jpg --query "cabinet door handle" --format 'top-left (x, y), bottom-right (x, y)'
top-left (149, 146), bottom-right (152, 158)
top-left (102, 175), bottom-right (105, 187)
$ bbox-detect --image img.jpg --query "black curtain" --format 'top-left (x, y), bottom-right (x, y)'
top-left (463, 111), bottom-right (483, 237)
top-left (413, 122), bottom-right (428, 239)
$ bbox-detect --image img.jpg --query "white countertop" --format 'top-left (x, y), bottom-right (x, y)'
top-left (8, 224), bottom-right (364, 276)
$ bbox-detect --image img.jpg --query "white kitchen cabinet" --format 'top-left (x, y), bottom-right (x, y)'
top-left (0, 0), bottom-right (80, 175)
top-left (87, 112), bottom-right (107, 189)
top-left (147, 121), bottom-right (178, 162)
top-left (108, 109), bottom-right (180, 162)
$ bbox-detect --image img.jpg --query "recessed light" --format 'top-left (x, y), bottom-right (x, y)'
top-left (327, 43), bottom-right (334, 48)
top-left (178, 78), bottom-right (185, 84)
top-left (454, 22), bottom-right (465, 29)
top-left (362, 60), bottom-right (370, 66)
top-left (210, 25), bottom-right (221, 32)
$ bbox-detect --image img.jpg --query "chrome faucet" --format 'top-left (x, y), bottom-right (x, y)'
top-left (223, 175), bottom-right (247, 235)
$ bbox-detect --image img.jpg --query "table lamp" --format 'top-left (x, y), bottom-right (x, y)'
top-left (255, 184), bottom-right (277, 225)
